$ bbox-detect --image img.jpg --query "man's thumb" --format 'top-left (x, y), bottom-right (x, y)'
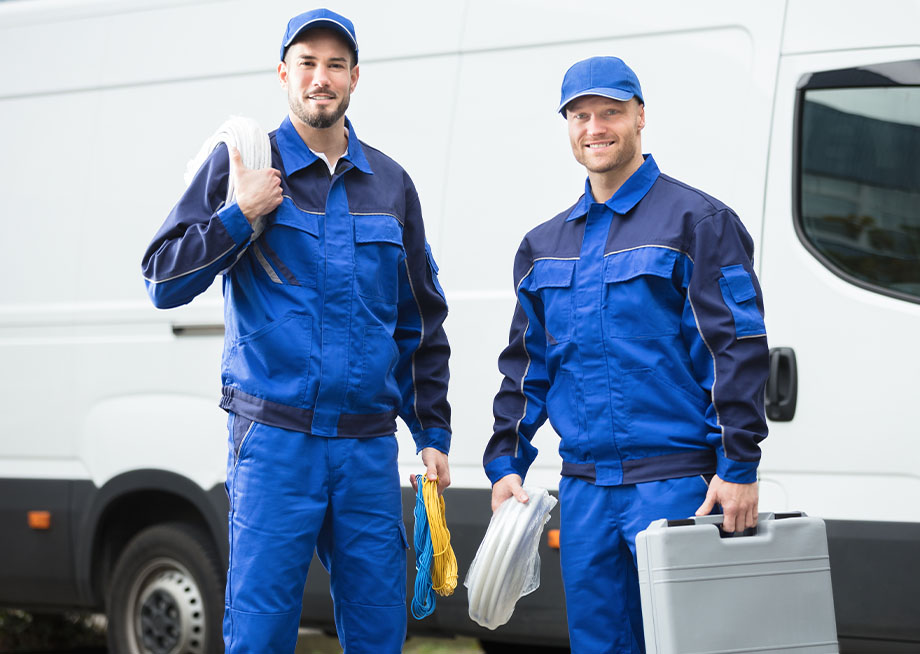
top-left (695, 490), bottom-right (715, 516)
top-left (227, 144), bottom-right (243, 170)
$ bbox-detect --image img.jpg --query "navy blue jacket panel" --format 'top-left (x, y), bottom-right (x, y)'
top-left (485, 155), bottom-right (768, 486)
top-left (142, 117), bottom-right (451, 452)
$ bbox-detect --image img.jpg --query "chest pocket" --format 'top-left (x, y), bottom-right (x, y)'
top-left (259, 198), bottom-right (320, 288)
top-left (604, 247), bottom-right (683, 339)
top-left (531, 259), bottom-right (576, 345)
top-left (354, 214), bottom-right (405, 304)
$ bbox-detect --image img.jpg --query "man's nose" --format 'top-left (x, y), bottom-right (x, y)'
top-left (312, 64), bottom-right (331, 87)
top-left (586, 116), bottom-right (604, 135)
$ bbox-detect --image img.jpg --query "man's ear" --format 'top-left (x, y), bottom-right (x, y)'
top-left (278, 60), bottom-right (288, 88)
top-left (349, 63), bottom-right (360, 94)
top-left (636, 102), bottom-right (646, 131)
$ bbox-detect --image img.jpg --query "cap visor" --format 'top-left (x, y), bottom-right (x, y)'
top-left (557, 87), bottom-right (636, 114)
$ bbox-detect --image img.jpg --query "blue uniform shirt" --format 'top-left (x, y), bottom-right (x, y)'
top-left (142, 117), bottom-right (451, 453)
top-left (485, 155), bottom-right (768, 485)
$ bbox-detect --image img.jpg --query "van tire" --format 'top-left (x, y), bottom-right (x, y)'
top-left (106, 522), bottom-right (224, 654)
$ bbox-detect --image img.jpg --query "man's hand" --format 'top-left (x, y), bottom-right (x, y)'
top-left (490, 473), bottom-right (529, 512)
top-left (409, 447), bottom-right (450, 495)
top-left (696, 475), bottom-right (759, 533)
top-left (228, 145), bottom-right (283, 223)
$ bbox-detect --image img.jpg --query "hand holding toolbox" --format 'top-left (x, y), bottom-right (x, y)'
top-left (636, 512), bottom-right (839, 654)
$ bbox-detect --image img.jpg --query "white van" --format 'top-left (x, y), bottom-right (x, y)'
top-left (1, 0), bottom-right (918, 652)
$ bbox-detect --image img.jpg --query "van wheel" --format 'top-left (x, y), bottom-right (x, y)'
top-left (106, 522), bottom-right (224, 654)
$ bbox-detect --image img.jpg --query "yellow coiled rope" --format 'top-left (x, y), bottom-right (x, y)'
top-left (422, 477), bottom-right (458, 596)
top-left (411, 475), bottom-right (458, 619)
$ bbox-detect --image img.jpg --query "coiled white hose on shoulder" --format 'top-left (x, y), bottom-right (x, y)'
top-left (466, 488), bottom-right (557, 630)
top-left (185, 115), bottom-right (271, 239)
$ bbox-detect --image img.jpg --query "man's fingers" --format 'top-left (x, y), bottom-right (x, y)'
top-left (722, 510), bottom-right (737, 533)
top-left (409, 473), bottom-right (419, 492)
top-left (426, 463), bottom-right (450, 495)
top-left (491, 474), bottom-right (524, 511)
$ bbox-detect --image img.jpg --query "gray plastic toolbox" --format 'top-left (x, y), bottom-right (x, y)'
top-left (636, 512), bottom-right (838, 653)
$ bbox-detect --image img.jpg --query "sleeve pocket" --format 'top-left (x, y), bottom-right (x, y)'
top-left (719, 265), bottom-right (765, 338)
top-left (424, 242), bottom-right (446, 300)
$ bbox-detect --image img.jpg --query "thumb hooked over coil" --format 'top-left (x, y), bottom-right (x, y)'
top-left (185, 116), bottom-right (271, 239)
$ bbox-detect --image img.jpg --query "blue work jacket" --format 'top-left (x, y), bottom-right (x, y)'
top-left (485, 155), bottom-right (768, 486)
top-left (142, 117), bottom-right (451, 453)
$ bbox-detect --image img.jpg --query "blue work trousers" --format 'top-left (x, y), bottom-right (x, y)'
top-left (223, 414), bottom-right (408, 653)
top-left (559, 475), bottom-right (711, 654)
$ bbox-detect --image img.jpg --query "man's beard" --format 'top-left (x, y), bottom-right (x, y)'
top-left (290, 89), bottom-right (350, 129)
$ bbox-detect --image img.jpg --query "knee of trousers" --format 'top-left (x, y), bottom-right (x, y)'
top-left (334, 600), bottom-right (407, 654)
top-left (223, 606), bottom-right (300, 654)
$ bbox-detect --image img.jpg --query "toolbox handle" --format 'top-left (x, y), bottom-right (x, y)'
top-left (665, 511), bottom-right (808, 537)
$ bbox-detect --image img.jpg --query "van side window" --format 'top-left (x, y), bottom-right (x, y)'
top-left (797, 63), bottom-right (920, 302)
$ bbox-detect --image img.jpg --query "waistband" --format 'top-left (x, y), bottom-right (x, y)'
top-left (220, 386), bottom-right (398, 438)
top-left (561, 448), bottom-right (716, 486)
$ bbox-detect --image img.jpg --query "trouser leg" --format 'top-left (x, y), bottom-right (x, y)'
top-left (559, 475), bottom-right (712, 654)
top-left (559, 476), bottom-right (640, 654)
top-left (223, 417), bottom-right (329, 654)
top-left (316, 435), bottom-right (407, 654)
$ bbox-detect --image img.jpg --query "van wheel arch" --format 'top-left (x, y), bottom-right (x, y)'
top-left (77, 470), bottom-right (228, 607)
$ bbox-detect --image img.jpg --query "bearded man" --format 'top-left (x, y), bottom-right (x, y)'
top-left (142, 8), bottom-right (451, 653)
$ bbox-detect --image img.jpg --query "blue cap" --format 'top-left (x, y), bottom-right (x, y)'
top-left (557, 56), bottom-right (643, 115)
top-left (280, 8), bottom-right (358, 62)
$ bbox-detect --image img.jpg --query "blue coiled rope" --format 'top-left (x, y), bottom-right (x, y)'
top-left (412, 475), bottom-right (436, 620)
top-left (411, 474), bottom-right (436, 619)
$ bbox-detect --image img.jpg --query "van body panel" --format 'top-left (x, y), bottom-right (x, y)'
top-left (758, 46), bottom-right (920, 524)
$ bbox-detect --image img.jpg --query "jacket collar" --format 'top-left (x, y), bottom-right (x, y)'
top-left (566, 153), bottom-right (659, 221)
top-left (276, 116), bottom-right (373, 177)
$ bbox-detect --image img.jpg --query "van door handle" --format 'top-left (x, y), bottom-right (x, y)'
top-left (765, 347), bottom-right (797, 422)
top-left (172, 323), bottom-right (225, 337)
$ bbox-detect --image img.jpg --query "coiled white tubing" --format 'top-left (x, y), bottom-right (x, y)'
top-left (185, 115), bottom-right (271, 239)
top-left (466, 488), bottom-right (557, 630)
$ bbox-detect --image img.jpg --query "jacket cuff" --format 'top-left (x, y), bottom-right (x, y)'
top-left (217, 203), bottom-right (254, 246)
top-left (413, 427), bottom-right (451, 455)
top-left (485, 455), bottom-right (530, 486)
top-left (716, 452), bottom-right (759, 484)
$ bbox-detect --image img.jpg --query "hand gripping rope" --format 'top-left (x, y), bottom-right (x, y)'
top-left (411, 475), bottom-right (458, 620)
top-left (465, 488), bottom-right (557, 630)
top-left (185, 115), bottom-right (271, 241)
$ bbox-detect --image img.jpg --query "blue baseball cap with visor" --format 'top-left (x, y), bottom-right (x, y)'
top-left (557, 56), bottom-right (643, 116)
top-left (280, 8), bottom-right (358, 62)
